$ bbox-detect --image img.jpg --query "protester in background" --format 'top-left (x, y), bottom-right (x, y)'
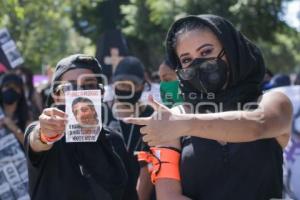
top-left (0, 72), bottom-right (32, 144)
top-left (0, 104), bottom-right (30, 200)
top-left (263, 73), bottom-right (291, 90)
top-left (125, 14), bottom-right (293, 199)
top-left (140, 68), bottom-right (161, 104)
top-left (294, 73), bottom-right (300, 85)
top-left (24, 54), bottom-right (130, 200)
top-left (159, 58), bottom-right (183, 108)
top-left (15, 66), bottom-right (43, 119)
top-left (106, 56), bottom-right (155, 200)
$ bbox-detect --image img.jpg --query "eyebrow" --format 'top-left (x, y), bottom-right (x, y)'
top-left (179, 43), bottom-right (213, 58)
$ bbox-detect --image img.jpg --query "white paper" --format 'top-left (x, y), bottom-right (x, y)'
top-left (0, 28), bottom-right (11, 45)
top-left (65, 90), bottom-right (102, 142)
top-left (0, 128), bottom-right (29, 200)
top-left (1, 40), bottom-right (24, 68)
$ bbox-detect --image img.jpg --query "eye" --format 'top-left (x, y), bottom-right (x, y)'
top-left (180, 57), bottom-right (192, 65)
top-left (200, 48), bottom-right (213, 57)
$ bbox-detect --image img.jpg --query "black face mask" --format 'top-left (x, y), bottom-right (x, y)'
top-left (115, 89), bottom-right (142, 104)
top-left (176, 49), bottom-right (228, 94)
top-left (2, 89), bottom-right (21, 105)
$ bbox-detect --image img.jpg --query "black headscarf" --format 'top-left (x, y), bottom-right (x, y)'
top-left (166, 14), bottom-right (265, 112)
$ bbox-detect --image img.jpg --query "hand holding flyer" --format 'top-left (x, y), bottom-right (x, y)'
top-left (65, 90), bottom-right (102, 142)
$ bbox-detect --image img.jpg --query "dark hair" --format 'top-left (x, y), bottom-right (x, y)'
top-left (71, 97), bottom-right (98, 122)
top-left (0, 72), bottom-right (30, 131)
top-left (171, 19), bottom-right (210, 50)
top-left (14, 66), bottom-right (34, 99)
top-left (162, 57), bottom-right (174, 70)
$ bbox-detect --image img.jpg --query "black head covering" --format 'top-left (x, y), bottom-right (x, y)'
top-left (165, 14), bottom-right (266, 112)
top-left (112, 56), bottom-right (145, 85)
top-left (47, 54), bottom-right (103, 107)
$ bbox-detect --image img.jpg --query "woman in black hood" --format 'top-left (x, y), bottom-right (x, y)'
top-left (0, 72), bottom-right (32, 144)
top-left (125, 15), bottom-right (293, 200)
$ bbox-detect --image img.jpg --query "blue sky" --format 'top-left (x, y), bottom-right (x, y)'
top-left (282, 0), bottom-right (300, 31)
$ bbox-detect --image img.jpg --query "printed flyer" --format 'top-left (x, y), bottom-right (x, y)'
top-left (65, 90), bottom-right (102, 142)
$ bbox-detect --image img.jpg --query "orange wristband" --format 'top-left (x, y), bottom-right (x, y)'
top-left (136, 151), bottom-right (152, 163)
top-left (135, 151), bottom-right (154, 173)
top-left (150, 147), bottom-right (181, 183)
top-left (40, 132), bottom-right (62, 144)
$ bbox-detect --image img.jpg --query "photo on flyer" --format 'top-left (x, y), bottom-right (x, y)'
top-left (65, 90), bottom-right (102, 142)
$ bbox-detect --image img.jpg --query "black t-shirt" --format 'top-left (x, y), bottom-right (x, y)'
top-left (180, 137), bottom-right (283, 200)
top-left (105, 127), bottom-right (139, 200)
top-left (24, 122), bottom-right (129, 200)
top-left (105, 103), bottom-right (156, 200)
top-left (106, 104), bottom-right (154, 154)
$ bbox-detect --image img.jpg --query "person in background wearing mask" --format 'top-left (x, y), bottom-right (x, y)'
top-left (159, 58), bottom-right (183, 108)
top-left (14, 66), bottom-right (43, 119)
top-left (0, 72), bottom-right (32, 144)
top-left (0, 73), bottom-right (31, 200)
top-left (106, 56), bottom-right (155, 200)
top-left (24, 54), bottom-right (130, 200)
top-left (125, 15), bottom-right (293, 199)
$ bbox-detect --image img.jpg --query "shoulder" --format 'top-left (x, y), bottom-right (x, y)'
top-left (259, 90), bottom-right (293, 115)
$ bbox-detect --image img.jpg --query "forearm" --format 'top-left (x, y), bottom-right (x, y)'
top-left (29, 123), bottom-right (53, 152)
top-left (182, 110), bottom-right (267, 142)
top-left (137, 166), bottom-right (153, 200)
top-left (155, 179), bottom-right (191, 200)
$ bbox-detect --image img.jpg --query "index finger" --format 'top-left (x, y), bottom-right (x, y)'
top-left (44, 108), bottom-right (68, 119)
top-left (123, 117), bottom-right (151, 126)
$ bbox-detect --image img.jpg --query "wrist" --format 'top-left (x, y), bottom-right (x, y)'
top-left (30, 125), bottom-right (52, 152)
top-left (39, 131), bottom-right (61, 144)
top-left (178, 114), bottom-right (194, 137)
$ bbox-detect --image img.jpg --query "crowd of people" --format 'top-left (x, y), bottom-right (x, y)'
top-left (0, 14), bottom-right (299, 200)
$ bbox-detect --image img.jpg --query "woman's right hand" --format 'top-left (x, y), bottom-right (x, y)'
top-left (39, 108), bottom-right (68, 138)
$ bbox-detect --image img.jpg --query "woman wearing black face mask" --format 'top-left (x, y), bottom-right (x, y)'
top-left (106, 56), bottom-right (156, 200)
top-left (0, 72), bottom-right (32, 144)
top-left (125, 15), bottom-right (293, 200)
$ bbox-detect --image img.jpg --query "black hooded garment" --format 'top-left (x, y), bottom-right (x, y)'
top-left (24, 54), bottom-right (137, 200)
top-left (166, 15), bottom-right (283, 200)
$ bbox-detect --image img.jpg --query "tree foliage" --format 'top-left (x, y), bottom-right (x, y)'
top-left (0, 0), bottom-right (299, 73)
top-left (0, 0), bottom-right (92, 72)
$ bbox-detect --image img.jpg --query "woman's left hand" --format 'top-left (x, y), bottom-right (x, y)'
top-left (124, 95), bottom-right (190, 146)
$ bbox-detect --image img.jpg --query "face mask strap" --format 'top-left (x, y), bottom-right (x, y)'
top-left (217, 48), bottom-right (225, 59)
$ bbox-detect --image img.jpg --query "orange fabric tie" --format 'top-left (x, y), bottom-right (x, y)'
top-left (150, 147), bottom-right (181, 183)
